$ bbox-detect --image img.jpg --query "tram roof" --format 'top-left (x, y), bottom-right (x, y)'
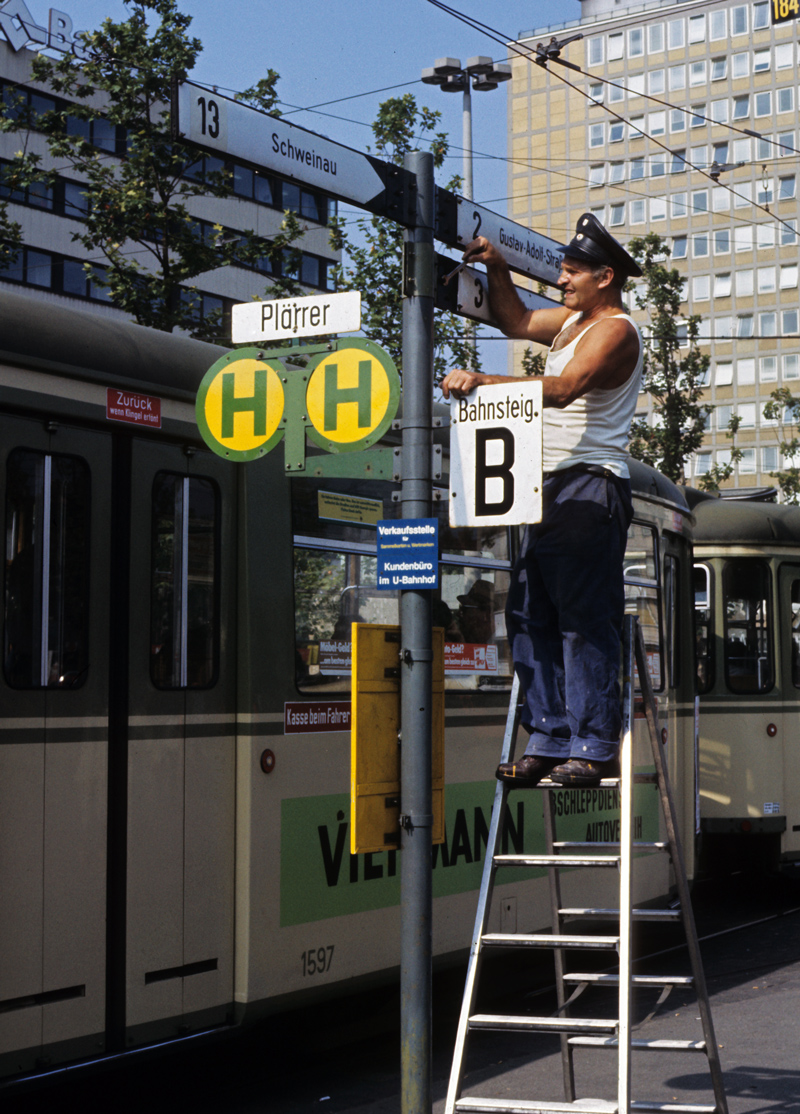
top-left (693, 496), bottom-right (800, 544)
top-left (628, 458), bottom-right (689, 511)
top-left (0, 289), bottom-right (224, 397)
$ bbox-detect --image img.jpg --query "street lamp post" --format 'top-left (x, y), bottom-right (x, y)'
top-left (421, 56), bottom-right (511, 201)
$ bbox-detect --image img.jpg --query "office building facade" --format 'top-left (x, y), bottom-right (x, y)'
top-left (510, 0), bottom-right (799, 489)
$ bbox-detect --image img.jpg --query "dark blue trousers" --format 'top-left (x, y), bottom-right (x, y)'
top-left (505, 468), bottom-right (633, 763)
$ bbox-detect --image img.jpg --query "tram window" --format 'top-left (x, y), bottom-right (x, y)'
top-left (624, 523), bottom-right (662, 691)
top-left (150, 473), bottom-right (219, 689)
top-left (664, 555), bottom-right (679, 689)
top-left (293, 549), bottom-right (512, 693)
top-left (723, 560), bottom-right (773, 693)
top-left (693, 563), bottom-right (713, 693)
top-left (4, 448), bottom-right (90, 688)
top-left (790, 581), bottom-right (800, 688)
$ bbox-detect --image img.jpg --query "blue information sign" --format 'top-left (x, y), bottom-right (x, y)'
top-left (376, 518), bottom-right (439, 590)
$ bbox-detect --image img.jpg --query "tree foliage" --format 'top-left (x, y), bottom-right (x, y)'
top-left (330, 94), bottom-right (478, 381)
top-left (763, 388), bottom-right (800, 502)
top-left (2, 0), bottom-right (301, 338)
top-left (626, 232), bottom-right (714, 484)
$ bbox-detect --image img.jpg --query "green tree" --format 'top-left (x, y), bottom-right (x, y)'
top-left (626, 232), bottom-right (714, 483)
top-left (762, 387), bottom-right (800, 502)
top-left (330, 94), bottom-right (479, 381)
top-left (2, 0), bottom-right (301, 338)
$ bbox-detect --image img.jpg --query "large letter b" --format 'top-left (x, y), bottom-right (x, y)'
top-left (475, 428), bottom-right (514, 516)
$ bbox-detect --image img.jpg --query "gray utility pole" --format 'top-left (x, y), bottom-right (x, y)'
top-left (421, 56), bottom-right (511, 201)
top-left (399, 149), bottom-right (435, 1114)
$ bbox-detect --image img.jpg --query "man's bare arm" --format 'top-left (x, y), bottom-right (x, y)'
top-left (463, 237), bottom-right (570, 344)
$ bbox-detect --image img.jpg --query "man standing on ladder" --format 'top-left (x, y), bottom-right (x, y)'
top-left (441, 214), bottom-right (643, 789)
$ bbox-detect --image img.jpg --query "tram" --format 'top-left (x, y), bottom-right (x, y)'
top-left (692, 490), bottom-right (800, 869)
top-left (0, 291), bottom-right (697, 1079)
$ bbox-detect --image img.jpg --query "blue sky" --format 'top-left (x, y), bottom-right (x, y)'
top-left (73, 0), bottom-right (582, 214)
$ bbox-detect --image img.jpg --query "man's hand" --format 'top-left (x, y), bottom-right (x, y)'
top-left (461, 236), bottom-right (507, 270)
top-left (441, 369), bottom-right (516, 399)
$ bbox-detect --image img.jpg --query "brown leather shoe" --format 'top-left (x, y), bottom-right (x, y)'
top-left (548, 757), bottom-right (619, 787)
top-left (496, 754), bottom-right (560, 786)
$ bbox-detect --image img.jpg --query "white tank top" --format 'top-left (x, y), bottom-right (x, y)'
top-left (542, 311), bottom-right (643, 479)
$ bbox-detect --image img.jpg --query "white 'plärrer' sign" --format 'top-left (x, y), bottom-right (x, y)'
top-left (232, 291), bottom-right (361, 343)
top-left (449, 379), bottom-right (543, 528)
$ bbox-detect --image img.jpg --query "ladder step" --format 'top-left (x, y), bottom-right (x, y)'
top-left (631, 1104), bottom-right (717, 1113)
top-left (559, 907), bottom-right (680, 922)
top-left (553, 841), bottom-right (667, 852)
top-left (569, 1037), bottom-right (708, 1052)
top-left (469, 1013), bottom-right (617, 1034)
top-left (564, 973), bottom-right (694, 987)
top-left (455, 1099), bottom-right (618, 1114)
top-left (494, 854), bottom-right (620, 869)
top-left (482, 933), bottom-right (620, 950)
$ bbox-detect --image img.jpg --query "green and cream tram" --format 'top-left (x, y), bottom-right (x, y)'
top-left (0, 291), bottom-right (698, 1080)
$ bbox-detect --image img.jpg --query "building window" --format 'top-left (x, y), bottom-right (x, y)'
top-left (589, 82), bottom-right (604, 103)
top-left (649, 69), bottom-right (665, 95)
top-left (735, 226), bottom-right (753, 252)
top-left (588, 122), bottom-right (605, 147)
top-left (629, 27), bottom-right (644, 57)
top-left (712, 186), bottom-right (730, 212)
top-left (647, 23), bottom-right (664, 53)
top-left (755, 91), bottom-right (772, 118)
top-left (668, 65), bottom-right (685, 91)
top-left (759, 312), bottom-right (777, 337)
top-left (717, 403), bottom-right (734, 428)
top-left (688, 14), bottom-right (706, 42)
top-left (735, 269), bottom-right (754, 296)
top-left (608, 82), bottom-right (625, 104)
top-left (732, 95), bottom-right (750, 122)
top-left (692, 189), bottom-right (708, 214)
top-left (760, 356), bottom-right (778, 382)
top-left (714, 229), bottom-right (731, 254)
top-left (757, 267), bottom-right (776, 294)
top-left (732, 139), bottom-right (752, 165)
top-left (753, 49), bottom-right (771, 75)
top-left (609, 203), bottom-right (625, 227)
top-left (732, 52), bottom-right (749, 79)
top-left (756, 135), bottom-right (773, 160)
top-left (672, 235), bottom-right (687, 259)
top-left (753, 1), bottom-right (770, 29)
top-left (695, 452), bottom-right (712, 476)
top-left (630, 199), bottom-right (646, 224)
top-left (693, 275), bottom-right (710, 301)
top-left (715, 363), bottom-right (734, 386)
top-left (731, 6), bottom-right (748, 35)
top-left (689, 61), bottom-right (707, 86)
top-left (629, 117), bottom-right (645, 139)
top-left (757, 224), bottom-right (776, 250)
top-left (608, 32), bottom-right (624, 61)
top-left (589, 164), bottom-right (605, 187)
top-left (781, 263), bottom-right (798, 289)
top-left (733, 180), bottom-right (752, 208)
top-left (778, 131), bottom-right (795, 157)
top-left (762, 446), bottom-right (779, 471)
top-left (785, 354), bottom-right (800, 379)
top-left (714, 273), bottom-right (732, 298)
top-left (710, 10), bottom-right (727, 40)
top-left (651, 197), bottom-right (667, 221)
top-left (715, 316), bottom-right (734, 339)
top-left (783, 309), bottom-right (800, 335)
top-left (648, 111), bottom-right (666, 136)
top-left (737, 315), bottom-right (754, 338)
top-left (738, 359), bottom-right (756, 386)
top-left (777, 88), bottom-right (794, 115)
top-left (609, 161), bottom-right (625, 183)
top-left (775, 43), bottom-right (794, 70)
top-left (690, 105), bottom-right (706, 129)
top-left (670, 149), bottom-right (687, 174)
top-left (650, 154), bottom-right (666, 178)
top-left (0, 246), bottom-right (52, 288)
top-left (780, 220), bottom-right (797, 245)
top-left (668, 18), bottom-right (685, 49)
top-left (738, 405), bottom-right (756, 429)
top-left (710, 57), bottom-right (727, 81)
top-left (628, 74), bottom-right (645, 97)
top-left (670, 109), bottom-right (686, 134)
top-left (710, 100), bottom-right (728, 125)
top-left (739, 449), bottom-right (756, 474)
top-left (630, 156), bottom-right (645, 180)
top-left (587, 37), bottom-right (604, 65)
top-left (692, 233), bottom-right (709, 258)
top-left (779, 175), bottom-right (796, 201)
top-left (609, 122), bottom-right (625, 143)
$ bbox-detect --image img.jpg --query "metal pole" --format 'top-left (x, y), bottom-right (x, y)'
top-left (400, 148), bottom-right (435, 1114)
top-left (462, 81), bottom-right (473, 202)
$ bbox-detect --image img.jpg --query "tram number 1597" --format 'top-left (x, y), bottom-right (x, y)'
top-left (301, 946), bottom-right (334, 977)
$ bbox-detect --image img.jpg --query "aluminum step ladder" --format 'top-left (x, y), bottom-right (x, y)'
top-left (444, 615), bottom-right (728, 1114)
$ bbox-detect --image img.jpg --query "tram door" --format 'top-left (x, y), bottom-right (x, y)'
top-left (122, 438), bottom-right (237, 1044)
top-left (0, 414), bottom-right (112, 1073)
top-left (780, 564), bottom-right (800, 857)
